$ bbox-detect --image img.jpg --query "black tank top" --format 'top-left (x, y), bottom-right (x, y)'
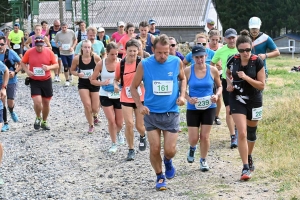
top-left (78, 55), bottom-right (96, 85)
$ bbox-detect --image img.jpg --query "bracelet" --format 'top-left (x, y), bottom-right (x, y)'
top-left (265, 53), bottom-right (268, 59)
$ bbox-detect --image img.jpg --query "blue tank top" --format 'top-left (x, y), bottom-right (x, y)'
top-left (145, 33), bottom-right (153, 54)
top-left (142, 55), bottom-right (180, 113)
top-left (187, 64), bottom-right (216, 110)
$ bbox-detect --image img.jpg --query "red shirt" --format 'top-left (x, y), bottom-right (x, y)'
top-left (22, 47), bottom-right (57, 81)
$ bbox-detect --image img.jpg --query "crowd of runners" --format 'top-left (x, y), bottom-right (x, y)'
top-left (0, 16), bottom-right (280, 189)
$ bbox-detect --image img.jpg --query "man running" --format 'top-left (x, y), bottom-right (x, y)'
top-left (96, 27), bottom-right (110, 49)
top-left (130, 34), bottom-right (186, 190)
top-left (21, 36), bottom-right (58, 130)
top-left (0, 36), bottom-right (21, 132)
top-left (148, 19), bottom-right (160, 37)
top-left (7, 23), bottom-right (24, 59)
top-left (137, 21), bottom-right (155, 55)
top-left (75, 20), bottom-right (88, 44)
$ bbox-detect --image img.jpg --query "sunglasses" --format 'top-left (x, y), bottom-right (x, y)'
top-left (170, 44), bottom-right (176, 47)
top-left (0, 43), bottom-right (5, 46)
top-left (135, 35), bottom-right (141, 39)
top-left (54, 25), bottom-right (60, 27)
top-left (238, 48), bottom-right (251, 53)
top-left (197, 43), bottom-right (206, 46)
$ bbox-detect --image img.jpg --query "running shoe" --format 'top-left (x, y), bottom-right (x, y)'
top-left (56, 76), bottom-right (61, 82)
top-left (65, 81), bottom-right (70, 87)
top-left (1, 124), bottom-right (9, 132)
top-left (240, 169), bottom-right (251, 181)
top-left (117, 133), bottom-right (125, 145)
top-left (156, 174), bottom-right (167, 191)
top-left (230, 135), bottom-right (238, 149)
top-left (139, 135), bottom-right (146, 151)
top-left (88, 125), bottom-right (94, 134)
top-left (108, 143), bottom-right (118, 153)
top-left (34, 117), bottom-right (42, 130)
top-left (214, 116), bottom-right (222, 125)
top-left (164, 158), bottom-right (176, 179)
top-left (187, 146), bottom-right (196, 163)
top-left (126, 149), bottom-right (135, 161)
top-left (10, 111), bottom-right (19, 122)
top-left (41, 121), bottom-right (50, 130)
top-left (94, 117), bottom-right (100, 125)
top-left (200, 159), bottom-right (210, 172)
top-left (248, 155), bottom-right (255, 172)
top-left (0, 174), bottom-right (4, 185)
top-left (69, 75), bottom-right (73, 82)
top-left (54, 76), bottom-right (58, 82)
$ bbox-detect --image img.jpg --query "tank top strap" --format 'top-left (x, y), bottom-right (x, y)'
top-left (102, 58), bottom-right (108, 73)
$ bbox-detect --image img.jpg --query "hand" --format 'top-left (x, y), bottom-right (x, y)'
top-left (138, 105), bottom-right (150, 115)
top-left (114, 84), bottom-right (120, 93)
top-left (0, 89), bottom-right (6, 101)
top-left (78, 72), bottom-right (85, 78)
top-left (9, 71), bottom-right (15, 78)
top-left (101, 79), bottom-right (110, 86)
top-left (258, 54), bottom-right (267, 60)
top-left (227, 84), bottom-right (234, 92)
top-left (59, 47), bottom-right (62, 51)
top-left (69, 47), bottom-right (74, 52)
top-left (176, 96), bottom-right (185, 106)
top-left (236, 71), bottom-right (248, 80)
top-left (26, 70), bottom-right (34, 77)
top-left (42, 64), bottom-right (49, 71)
top-left (188, 97), bottom-right (198, 105)
top-left (211, 95), bottom-right (218, 103)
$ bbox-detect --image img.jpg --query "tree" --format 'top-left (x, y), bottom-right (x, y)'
top-left (0, 1), bottom-right (13, 25)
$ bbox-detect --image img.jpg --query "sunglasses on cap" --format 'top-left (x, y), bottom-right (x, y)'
top-left (170, 44), bottom-right (176, 47)
top-left (0, 43), bottom-right (5, 46)
top-left (238, 48), bottom-right (251, 53)
top-left (197, 43), bottom-right (206, 46)
top-left (135, 35), bottom-right (141, 39)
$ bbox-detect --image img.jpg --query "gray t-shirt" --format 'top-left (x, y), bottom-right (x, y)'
top-left (54, 29), bottom-right (76, 55)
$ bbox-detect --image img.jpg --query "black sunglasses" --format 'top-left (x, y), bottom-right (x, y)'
top-left (238, 48), bottom-right (251, 53)
top-left (170, 44), bottom-right (176, 47)
top-left (0, 43), bottom-right (5, 46)
top-left (197, 42), bottom-right (206, 46)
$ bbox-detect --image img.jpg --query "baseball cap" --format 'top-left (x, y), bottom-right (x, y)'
top-left (206, 18), bottom-right (215, 25)
top-left (149, 19), bottom-right (157, 25)
top-left (118, 21), bottom-right (125, 27)
top-left (192, 45), bottom-right (206, 57)
top-left (34, 36), bottom-right (45, 46)
top-left (224, 28), bottom-right (237, 38)
top-left (14, 23), bottom-right (20, 27)
top-left (97, 27), bottom-right (105, 32)
top-left (249, 17), bottom-right (262, 29)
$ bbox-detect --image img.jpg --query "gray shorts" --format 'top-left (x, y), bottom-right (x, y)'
top-left (1, 83), bottom-right (17, 100)
top-left (0, 109), bottom-right (3, 123)
top-left (144, 112), bottom-right (180, 133)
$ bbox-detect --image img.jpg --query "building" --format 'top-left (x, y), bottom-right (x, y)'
top-left (273, 33), bottom-right (300, 54)
top-left (38, 0), bottom-right (222, 43)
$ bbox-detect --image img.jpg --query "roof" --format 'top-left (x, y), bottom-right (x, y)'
top-left (273, 33), bottom-right (300, 42)
top-left (38, 0), bottom-right (210, 28)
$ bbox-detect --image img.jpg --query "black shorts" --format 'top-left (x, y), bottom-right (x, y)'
top-left (100, 96), bottom-right (121, 109)
top-left (30, 78), bottom-right (53, 98)
top-left (121, 101), bottom-right (144, 109)
top-left (11, 43), bottom-right (22, 55)
top-left (213, 75), bottom-right (222, 94)
top-left (78, 82), bottom-right (100, 92)
top-left (222, 78), bottom-right (230, 106)
top-left (229, 93), bottom-right (263, 121)
top-left (186, 108), bottom-right (216, 127)
top-left (52, 47), bottom-right (61, 59)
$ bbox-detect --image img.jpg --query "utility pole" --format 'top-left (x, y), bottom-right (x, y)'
top-left (59, 0), bottom-right (63, 23)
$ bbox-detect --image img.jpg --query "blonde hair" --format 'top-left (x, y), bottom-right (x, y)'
top-left (80, 39), bottom-right (94, 56)
top-left (86, 27), bottom-right (97, 35)
top-left (195, 33), bottom-right (208, 43)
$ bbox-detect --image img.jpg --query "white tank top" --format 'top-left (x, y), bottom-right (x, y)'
top-left (99, 58), bottom-right (117, 96)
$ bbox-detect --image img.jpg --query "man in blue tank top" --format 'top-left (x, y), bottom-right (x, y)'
top-left (130, 34), bottom-right (186, 191)
top-left (137, 21), bottom-right (155, 55)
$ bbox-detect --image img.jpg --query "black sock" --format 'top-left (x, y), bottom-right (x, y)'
top-left (243, 164), bottom-right (249, 170)
top-left (248, 155), bottom-right (252, 159)
top-left (156, 172), bottom-right (162, 176)
top-left (129, 149), bottom-right (134, 152)
top-left (8, 106), bottom-right (14, 113)
top-left (3, 106), bottom-right (7, 123)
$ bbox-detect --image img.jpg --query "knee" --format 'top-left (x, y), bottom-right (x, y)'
top-left (247, 126), bottom-right (257, 142)
top-left (150, 143), bottom-right (161, 155)
top-left (135, 122), bottom-right (145, 133)
top-left (164, 147), bottom-right (176, 158)
top-left (125, 121), bottom-right (134, 130)
top-left (199, 133), bottom-right (209, 142)
top-left (64, 67), bottom-right (69, 72)
top-left (84, 103), bottom-right (92, 110)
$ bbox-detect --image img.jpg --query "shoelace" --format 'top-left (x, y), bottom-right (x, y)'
top-left (189, 150), bottom-right (195, 157)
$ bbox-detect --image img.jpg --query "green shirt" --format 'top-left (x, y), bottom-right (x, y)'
top-left (211, 45), bottom-right (237, 79)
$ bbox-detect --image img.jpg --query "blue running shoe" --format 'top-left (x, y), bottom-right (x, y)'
top-left (230, 134), bottom-right (238, 149)
top-left (187, 146), bottom-right (196, 163)
top-left (1, 124), bottom-right (9, 132)
top-left (10, 112), bottom-right (19, 122)
top-left (156, 174), bottom-right (167, 191)
top-left (164, 158), bottom-right (176, 179)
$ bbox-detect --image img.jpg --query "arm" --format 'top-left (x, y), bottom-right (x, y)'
top-left (70, 38), bottom-right (77, 52)
top-left (150, 34), bottom-right (155, 44)
top-left (90, 58), bottom-right (102, 86)
top-left (24, 37), bottom-right (32, 49)
top-left (182, 58), bottom-right (189, 69)
top-left (70, 56), bottom-right (80, 76)
top-left (177, 61), bottom-right (186, 106)
top-left (211, 67), bottom-right (222, 103)
top-left (210, 61), bottom-right (222, 71)
top-left (44, 37), bottom-right (52, 49)
top-left (1, 66), bottom-right (9, 100)
top-left (42, 52), bottom-right (58, 71)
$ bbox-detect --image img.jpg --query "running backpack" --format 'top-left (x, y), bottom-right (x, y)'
top-left (3, 49), bottom-right (15, 71)
top-left (120, 56), bottom-right (142, 86)
top-left (77, 30), bottom-right (82, 43)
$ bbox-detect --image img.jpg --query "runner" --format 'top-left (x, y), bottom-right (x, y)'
top-left (0, 36), bottom-right (21, 132)
top-left (21, 36), bottom-right (58, 130)
top-left (135, 36), bottom-right (150, 58)
top-left (46, 19), bottom-right (62, 82)
top-left (248, 16), bottom-right (280, 78)
top-left (70, 39), bottom-right (101, 134)
top-left (111, 21), bottom-right (125, 59)
top-left (137, 21), bottom-right (155, 55)
top-left (114, 39), bottom-right (146, 160)
top-left (117, 22), bottom-right (136, 59)
top-left (41, 21), bottom-right (48, 36)
top-left (75, 27), bottom-right (106, 58)
top-left (206, 18), bottom-right (216, 34)
top-left (90, 42), bottom-right (124, 152)
top-left (75, 20), bottom-right (87, 44)
top-left (169, 37), bottom-right (184, 61)
top-left (130, 34), bottom-right (186, 190)
top-left (226, 30), bottom-right (265, 180)
top-left (55, 22), bottom-right (77, 86)
top-left (0, 60), bottom-right (9, 185)
top-left (210, 28), bottom-right (238, 149)
top-left (148, 19), bottom-right (160, 37)
top-left (7, 23), bottom-right (24, 59)
top-left (24, 25), bottom-right (51, 50)
top-left (185, 45), bottom-right (222, 171)
top-left (96, 27), bottom-right (110, 49)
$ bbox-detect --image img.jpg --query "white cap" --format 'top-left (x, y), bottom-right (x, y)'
top-left (118, 21), bottom-right (125, 27)
top-left (249, 17), bottom-right (262, 29)
top-left (97, 27), bottom-right (105, 32)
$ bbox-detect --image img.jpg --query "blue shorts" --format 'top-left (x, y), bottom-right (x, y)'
top-left (61, 55), bottom-right (74, 68)
top-left (0, 109), bottom-right (3, 123)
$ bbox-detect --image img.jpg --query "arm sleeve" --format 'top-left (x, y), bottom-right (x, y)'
top-left (185, 53), bottom-right (192, 63)
top-left (266, 37), bottom-right (277, 51)
top-left (256, 57), bottom-right (264, 72)
top-left (226, 55), bottom-right (235, 70)
top-left (11, 50), bottom-right (21, 63)
top-left (211, 50), bottom-right (220, 64)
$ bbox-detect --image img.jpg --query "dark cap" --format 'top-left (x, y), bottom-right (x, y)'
top-left (14, 23), bottom-right (20, 27)
top-left (224, 28), bottom-right (237, 38)
top-left (192, 45), bottom-right (206, 57)
top-left (34, 36), bottom-right (45, 46)
top-left (148, 19), bottom-right (157, 25)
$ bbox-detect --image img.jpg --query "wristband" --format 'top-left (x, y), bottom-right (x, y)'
top-left (265, 53), bottom-right (268, 59)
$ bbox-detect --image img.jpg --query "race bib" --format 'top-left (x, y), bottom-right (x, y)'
top-left (152, 80), bottom-right (173, 95)
top-left (13, 44), bottom-right (20, 49)
top-left (195, 96), bottom-right (212, 110)
top-left (33, 67), bottom-right (45, 76)
top-left (81, 69), bottom-right (93, 79)
top-left (125, 86), bottom-right (142, 98)
top-left (61, 43), bottom-right (70, 50)
top-left (252, 106), bottom-right (263, 120)
top-left (108, 92), bottom-right (120, 99)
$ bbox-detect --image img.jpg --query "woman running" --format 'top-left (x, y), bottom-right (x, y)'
top-left (185, 45), bottom-right (222, 171)
top-left (70, 39), bottom-right (101, 133)
top-left (226, 30), bottom-right (265, 180)
top-left (90, 42), bottom-right (124, 153)
top-left (117, 22), bottom-right (136, 59)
